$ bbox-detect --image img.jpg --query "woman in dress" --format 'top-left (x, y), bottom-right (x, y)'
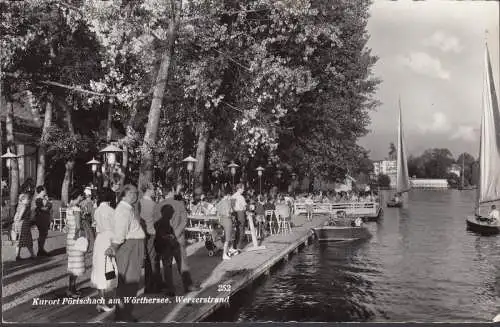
top-left (65, 188), bottom-right (85, 298)
top-left (91, 188), bottom-right (118, 312)
top-left (13, 193), bottom-right (35, 260)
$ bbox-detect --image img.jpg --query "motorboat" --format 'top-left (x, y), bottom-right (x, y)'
top-left (312, 215), bottom-right (372, 242)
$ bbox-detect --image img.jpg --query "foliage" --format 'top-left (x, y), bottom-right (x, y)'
top-left (377, 174), bottom-right (391, 188)
top-left (41, 125), bottom-right (91, 162)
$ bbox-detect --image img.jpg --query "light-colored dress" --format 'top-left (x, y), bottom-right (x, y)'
top-left (91, 203), bottom-right (118, 290)
top-left (66, 206), bottom-right (85, 276)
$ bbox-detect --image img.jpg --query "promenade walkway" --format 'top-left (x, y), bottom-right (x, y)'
top-left (2, 214), bottom-right (329, 323)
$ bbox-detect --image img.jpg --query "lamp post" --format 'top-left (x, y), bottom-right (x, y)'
top-left (256, 166), bottom-right (264, 195)
top-left (291, 172), bottom-right (297, 195)
top-left (86, 157), bottom-right (100, 189)
top-left (276, 169), bottom-right (282, 192)
top-left (2, 148), bottom-right (18, 218)
top-left (99, 144), bottom-right (123, 191)
top-left (182, 156), bottom-right (198, 195)
top-left (228, 161), bottom-right (239, 189)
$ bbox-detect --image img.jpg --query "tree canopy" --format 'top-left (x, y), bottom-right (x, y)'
top-left (2, 0), bottom-right (380, 195)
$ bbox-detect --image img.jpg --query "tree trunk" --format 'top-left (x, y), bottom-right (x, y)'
top-left (106, 101), bottom-right (113, 142)
top-left (61, 160), bottom-right (74, 206)
top-left (138, 0), bottom-right (181, 189)
top-left (6, 102), bottom-right (19, 208)
top-left (122, 103), bottom-right (138, 171)
top-left (60, 100), bottom-right (75, 205)
top-left (36, 97), bottom-right (53, 187)
top-left (194, 121), bottom-right (209, 191)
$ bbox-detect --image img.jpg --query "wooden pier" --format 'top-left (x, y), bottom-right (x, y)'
top-left (3, 214), bottom-right (329, 323)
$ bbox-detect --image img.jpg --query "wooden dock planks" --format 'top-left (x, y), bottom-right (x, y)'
top-left (3, 214), bottom-right (329, 323)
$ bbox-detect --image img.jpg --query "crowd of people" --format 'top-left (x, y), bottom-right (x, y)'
top-left (7, 175), bottom-right (382, 322)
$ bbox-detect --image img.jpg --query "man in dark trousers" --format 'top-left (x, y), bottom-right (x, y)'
top-left (154, 182), bottom-right (200, 295)
top-left (33, 186), bottom-right (52, 256)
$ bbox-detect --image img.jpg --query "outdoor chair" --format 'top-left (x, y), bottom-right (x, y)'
top-left (51, 207), bottom-right (66, 232)
top-left (264, 210), bottom-right (277, 235)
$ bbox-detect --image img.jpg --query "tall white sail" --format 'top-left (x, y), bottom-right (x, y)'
top-left (396, 98), bottom-right (411, 193)
top-left (479, 44), bottom-right (500, 204)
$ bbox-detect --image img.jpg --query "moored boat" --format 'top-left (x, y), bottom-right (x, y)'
top-left (465, 42), bottom-right (500, 236)
top-left (312, 214), bottom-right (372, 242)
top-left (386, 200), bottom-right (402, 208)
top-left (312, 225), bottom-right (372, 242)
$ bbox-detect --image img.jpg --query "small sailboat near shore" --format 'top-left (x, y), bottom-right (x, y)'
top-left (387, 99), bottom-right (411, 208)
top-left (465, 43), bottom-right (500, 235)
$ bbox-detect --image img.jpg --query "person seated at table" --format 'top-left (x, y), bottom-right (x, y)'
top-left (190, 195), bottom-right (204, 215)
top-left (275, 197), bottom-right (291, 222)
top-left (351, 217), bottom-right (363, 227)
top-left (336, 210), bottom-right (347, 220)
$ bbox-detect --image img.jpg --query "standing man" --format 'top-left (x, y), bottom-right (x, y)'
top-left (139, 182), bottom-right (160, 293)
top-left (232, 183), bottom-right (247, 251)
top-left (154, 182), bottom-right (200, 295)
top-left (105, 184), bottom-right (145, 322)
top-left (33, 186), bottom-right (52, 257)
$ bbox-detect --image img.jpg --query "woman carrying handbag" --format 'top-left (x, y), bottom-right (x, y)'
top-left (91, 188), bottom-right (118, 312)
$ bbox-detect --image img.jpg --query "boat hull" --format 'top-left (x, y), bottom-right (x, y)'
top-left (364, 207), bottom-right (383, 222)
top-left (312, 226), bottom-right (372, 242)
top-left (386, 200), bottom-right (403, 208)
top-left (466, 216), bottom-right (500, 235)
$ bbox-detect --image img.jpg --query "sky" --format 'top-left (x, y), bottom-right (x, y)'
top-left (358, 0), bottom-right (500, 161)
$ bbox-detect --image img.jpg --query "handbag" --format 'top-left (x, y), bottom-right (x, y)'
top-left (74, 236), bottom-right (89, 252)
top-left (105, 256), bottom-right (117, 280)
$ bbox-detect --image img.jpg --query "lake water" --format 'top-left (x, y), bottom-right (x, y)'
top-left (207, 190), bottom-right (500, 322)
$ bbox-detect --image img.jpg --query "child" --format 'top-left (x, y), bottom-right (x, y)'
top-left (206, 224), bottom-right (224, 256)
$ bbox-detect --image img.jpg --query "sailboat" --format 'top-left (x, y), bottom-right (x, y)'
top-left (387, 98), bottom-right (411, 208)
top-left (465, 43), bottom-right (500, 235)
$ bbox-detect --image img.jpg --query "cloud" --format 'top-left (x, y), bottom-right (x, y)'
top-left (396, 52), bottom-right (450, 80)
top-left (422, 31), bottom-right (464, 53)
top-left (418, 112), bottom-right (451, 133)
top-left (450, 125), bottom-right (477, 142)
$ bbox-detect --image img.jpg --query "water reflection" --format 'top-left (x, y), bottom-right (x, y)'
top-left (211, 190), bottom-right (500, 322)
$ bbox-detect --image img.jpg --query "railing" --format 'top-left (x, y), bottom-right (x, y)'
top-left (293, 201), bottom-right (380, 217)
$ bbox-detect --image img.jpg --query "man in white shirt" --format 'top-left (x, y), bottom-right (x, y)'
top-left (232, 183), bottom-right (247, 251)
top-left (488, 205), bottom-right (499, 223)
top-left (106, 184), bottom-right (145, 322)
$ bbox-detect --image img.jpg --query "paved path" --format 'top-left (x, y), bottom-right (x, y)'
top-left (2, 214), bottom-right (327, 322)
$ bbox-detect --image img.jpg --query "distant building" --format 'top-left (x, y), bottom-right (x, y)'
top-left (448, 164), bottom-right (461, 177)
top-left (410, 178), bottom-right (449, 189)
top-left (373, 159), bottom-right (397, 188)
top-left (373, 159), bottom-right (397, 176)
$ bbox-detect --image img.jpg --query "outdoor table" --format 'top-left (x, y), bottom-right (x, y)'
top-left (186, 214), bottom-right (220, 241)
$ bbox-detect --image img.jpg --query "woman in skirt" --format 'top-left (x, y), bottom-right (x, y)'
top-left (13, 193), bottom-right (35, 260)
top-left (65, 188), bottom-right (85, 298)
top-left (91, 188), bottom-right (118, 312)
